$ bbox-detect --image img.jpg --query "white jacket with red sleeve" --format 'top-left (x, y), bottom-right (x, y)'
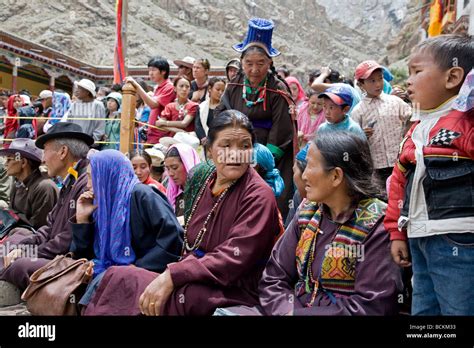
top-left (384, 99), bottom-right (474, 241)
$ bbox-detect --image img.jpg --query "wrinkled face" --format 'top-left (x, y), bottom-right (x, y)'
top-left (322, 98), bottom-right (347, 124)
top-left (208, 126), bottom-right (253, 183)
top-left (242, 51), bottom-right (271, 85)
top-left (359, 69), bottom-right (384, 98)
top-left (290, 83), bottom-right (299, 100)
top-left (175, 78), bottom-right (191, 99)
top-left (148, 67), bottom-right (165, 83)
top-left (107, 99), bottom-right (119, 112)
top-left (178, 66), bottom-right (192, 77)
top-left (5, 155), bottom-right (24, 177)
top-left (227, 67), bottom-right (238, 81)
top-left (209, 81), bottom-right (226, 102)
top-left (309, 94), bottom-right (323, 114)
top-left (192, 62), bottom-right (208, 80)
top-left (164, 156), bottom-right (187, 187)
top-left (74, 86), bottom-right (91, 100)
top-left (302, 143), bottom-right (335, 203)
top-left (407, 51), bottom-right (450, 110)
top-left (42, 140), bottom-right (66, 177)
top-left (131, 156), bottom-right (151, 183)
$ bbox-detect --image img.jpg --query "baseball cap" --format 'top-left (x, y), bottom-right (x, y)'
top-left (318, 85), bottom-right (354, 107)
top-left (37, 90), bottom-right (53, 101)
top-left (354, 60), bottom-right (383, 81)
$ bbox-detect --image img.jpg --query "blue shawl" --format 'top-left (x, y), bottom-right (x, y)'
top-left (90, 150), bottom-right (139, 276)
top-left (254, 143), bottom-right (285, 197)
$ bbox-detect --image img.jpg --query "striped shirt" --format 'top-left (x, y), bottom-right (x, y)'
top-left (61, 99), bottom-right (106, 141)
top-left (351, 93), bottom-right (412, 169)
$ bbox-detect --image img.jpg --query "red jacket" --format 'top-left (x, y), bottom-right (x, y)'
top-left (384, 108), bottom-right (474, 240)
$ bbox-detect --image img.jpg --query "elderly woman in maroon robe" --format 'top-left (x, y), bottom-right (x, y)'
top-left (258, 131), bottom-right (402, 315)
top-left (83, 110), bottom-right (280, 316)
top-left (215, 18), bottom-right (297, 219)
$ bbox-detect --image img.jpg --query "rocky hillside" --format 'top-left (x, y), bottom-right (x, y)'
top-left (0, 0), bottom-right (417, 77)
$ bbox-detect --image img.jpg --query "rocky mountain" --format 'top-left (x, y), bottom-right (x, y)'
top-left (0, 0), bottom-right (418, 78)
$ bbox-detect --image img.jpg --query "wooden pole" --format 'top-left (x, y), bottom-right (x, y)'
top-left (120, 82), bottom-right (136, 155)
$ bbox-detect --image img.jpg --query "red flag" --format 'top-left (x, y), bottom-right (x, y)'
top-left (114, 0), bottom-right (126, 84)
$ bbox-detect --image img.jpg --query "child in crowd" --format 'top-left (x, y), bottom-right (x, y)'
top-left (297, 90), bottom-right (325, 147)
top-left (317, 85), bottom-right (365, 139)
top-left (385, 34), bottom-right (474, 315)
top-left (351, 60), bottom-right (412, 184)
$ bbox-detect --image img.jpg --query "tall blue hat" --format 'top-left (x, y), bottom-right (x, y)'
top-left (233, 18), bottom-right (280, 57)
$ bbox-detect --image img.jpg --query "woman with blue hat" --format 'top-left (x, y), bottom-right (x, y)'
top-left (215, 18), bottom-right (297, 218)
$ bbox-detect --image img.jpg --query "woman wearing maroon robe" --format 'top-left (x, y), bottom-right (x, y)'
top-left (83, 110), bottom-right (280, 315)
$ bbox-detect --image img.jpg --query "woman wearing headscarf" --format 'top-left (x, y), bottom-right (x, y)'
top-left (215, 18), bottom-right (297, 219)
top-left (253, 143), bottom-right (284, 198)
top-left (285, 76), bottom-right (306, 112)
top-left (164, 143), bottom-right (201, 221)
top-left (297, 90), bottom-right (325, 147)
top-left (70, 150), bottom-right (183, 307)
top-left (82, 110), bottom-right (280, 316)
top-left (43, 92), bottom-right (72, 134)
top-left (3, 94), bottom-right (26, 148)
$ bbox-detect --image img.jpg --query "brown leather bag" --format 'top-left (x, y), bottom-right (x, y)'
top-left (21, 253), bottom-right (94, 316)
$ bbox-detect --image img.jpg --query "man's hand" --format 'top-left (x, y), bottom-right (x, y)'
top-left (124, 76), bottom-right (137, 86)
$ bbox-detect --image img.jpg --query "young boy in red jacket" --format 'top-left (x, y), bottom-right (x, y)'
top-left (385, 34), bottom-right (474, 315)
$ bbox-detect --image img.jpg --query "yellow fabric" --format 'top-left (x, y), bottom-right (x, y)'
top-left (428, 0), bottom-right (443, 37)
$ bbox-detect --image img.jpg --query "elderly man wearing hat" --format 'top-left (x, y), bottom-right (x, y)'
top-left (61, 79), bottom-right (106, 144)
top-left (0, 122), bottom-right (93, 300)
top-left (0, 138), bottom-right (58, 230)
top-left (173, 56), bottom-right (195, 82)
top-left (215, 18), bottom-right (297, 218)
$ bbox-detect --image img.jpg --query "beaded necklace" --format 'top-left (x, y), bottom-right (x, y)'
top-left (175, 98), bottom-right (188, 120)
top-left (181, 170), bottom-right (236, 257)
top-left (242, 77), bottom-right (267, 108)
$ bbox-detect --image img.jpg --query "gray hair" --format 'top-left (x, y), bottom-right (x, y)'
top-left (52, 138), bottom-right (90, 160)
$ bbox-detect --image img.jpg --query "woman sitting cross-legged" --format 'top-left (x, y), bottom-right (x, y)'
top-left (69, 149), bottom-right (183, 308)
top-left (82, 110), bottom-right (281, 316)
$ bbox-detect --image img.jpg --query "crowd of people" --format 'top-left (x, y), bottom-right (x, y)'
top-left (0, 17), bottom-right (472, 316)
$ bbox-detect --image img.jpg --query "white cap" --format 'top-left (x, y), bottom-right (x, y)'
top-left (38, 90), bottom-right (53, 100)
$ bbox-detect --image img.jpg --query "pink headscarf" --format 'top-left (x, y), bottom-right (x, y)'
top-left (285, 76), bottom-right (306, 104)
top-left (297, 100), bottom-right (325, 140)
top-left (166, 143), bottom-right (201, 211)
